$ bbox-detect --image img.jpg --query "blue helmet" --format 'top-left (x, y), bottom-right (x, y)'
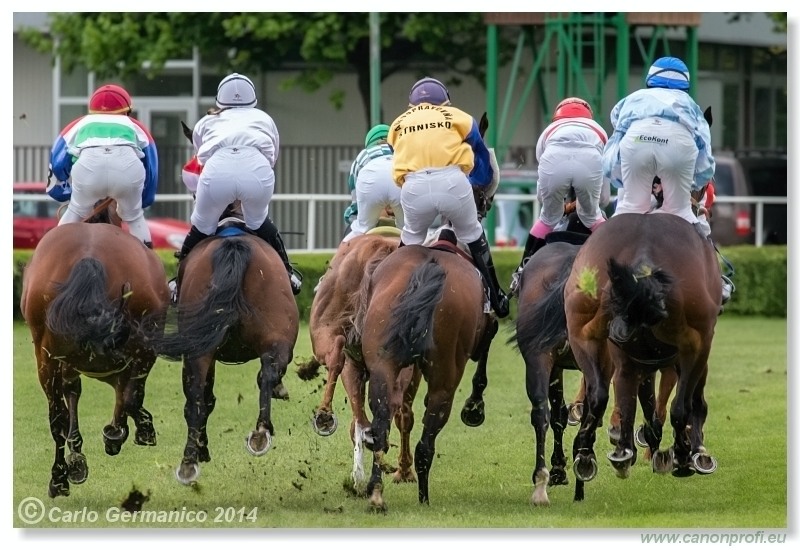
top-left (409, 77), bottom-right (451, 106)
top-left (645, 57), bottom-right (690, 91)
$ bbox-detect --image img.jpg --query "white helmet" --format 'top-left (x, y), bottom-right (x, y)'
top-left (216, 73), bottom-right (257, 109)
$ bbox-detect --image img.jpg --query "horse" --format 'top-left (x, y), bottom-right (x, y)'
top-left (351, 237), bottom-right (498, 510)
top-left (155, 218), bottom-right (300, 486)
top-left (298, 230), bottom-right (400, 441)
top-left (19, 200), bottom-right (170, 497)
top-left (562, 213), bottom-right (720, 500)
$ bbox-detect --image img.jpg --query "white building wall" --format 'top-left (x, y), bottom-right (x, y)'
top-left (13, 34), bottom-right (54, 145)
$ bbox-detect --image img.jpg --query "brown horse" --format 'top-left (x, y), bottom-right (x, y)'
top-left (351, 242), bottom-right (498, 510)
top-left (156, 224), bottom-right (299, 485)
top-left (514, 236), bottom-right (680, 506)
top-left (563, 213), bottom-right (720, 501)
top-left (20, 207), bottom-right (170, 498)
top-left (299, 230), bottom-right (400, 442)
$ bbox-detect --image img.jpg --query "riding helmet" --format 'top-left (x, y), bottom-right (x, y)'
top-left (552, 97), bottom-right (593, 121)
top-left (88, 84), bottom-right (133, 115)
top-left (216, 73), bottom-right (258, 109)
top-left (409, 77), bottom-right (451, 106)
top-left (364, 124), bottom-right (390, 148)
top-left (645, 56), bottom-right (690, 91)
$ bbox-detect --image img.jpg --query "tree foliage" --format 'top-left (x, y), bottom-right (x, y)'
top-left (20, 13), bottom-right (514, 122)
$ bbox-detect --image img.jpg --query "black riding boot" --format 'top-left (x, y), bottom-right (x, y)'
top-left (144, 241), bottom-right (154, 250)
top-left (467, 233), bottom-right (510, 319)
top-left (509, 234), bottom-right (547, 296)
top-left (177, 225), bottom-right (210, 261)
top-left (255, 217), bottom-right (303, 295)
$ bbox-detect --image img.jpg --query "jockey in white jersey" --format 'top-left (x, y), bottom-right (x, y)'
top-left (341, 123), bottom-right (403, 242)
top-left (48, 84), bottom-right (158, 248)
top-left (510, 97), bottom-right (609, 295)
top-left (388, 76), bottom-right (509, 318)
top-left (177, 72), bottom-right (302, 295)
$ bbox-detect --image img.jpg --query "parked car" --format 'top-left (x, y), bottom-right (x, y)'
top-left (13, 182), bottom-right (191, 250)
top-left (710, 151), bottom-right (787, 246)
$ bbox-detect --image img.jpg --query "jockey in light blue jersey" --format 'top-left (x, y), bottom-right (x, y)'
top-left (603, 56), bottom-right (714, 226)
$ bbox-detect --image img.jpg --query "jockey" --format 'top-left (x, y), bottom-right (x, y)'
top-left (176, 72), bottom-right (302, 295)
top-left (387, 76), bottom-right (509, 318)
top-left (48, 84), bottom-right (158, 248)
top-left (603, 56), bottom-right (715, 229)
top-left (509, 97), bottom-right (609, 296)
top-left (341, 123), bottom-right (403, 242)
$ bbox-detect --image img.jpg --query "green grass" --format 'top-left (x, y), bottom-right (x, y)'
top-left (12, 317), bottom-right (787, 529)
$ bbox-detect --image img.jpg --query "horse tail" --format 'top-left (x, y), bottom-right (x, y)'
top-left (383, 258), bottom-right (447, 365)
top-left (46, 257), bottom-right (130, 358)
top-left (607, 257), bottom-right (673, 342)
top-left (158, 239), bottom-right (254, 360)
top-left (347, 253), bottom-right (390, 353)
top-left (510, 254), bottom-right (572, 354)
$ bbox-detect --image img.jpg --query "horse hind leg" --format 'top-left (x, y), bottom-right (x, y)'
top-left (123, 362), bottom-right (158, 447)
top-left (461, 318), bottom-right (497, 427)
top-left (312, 336), bottom-right (347, 437)
top-left (38, 357), bottom-right (71, 497)
top-left (548, 368), bottom-right (569, 487)
top-left (103, 374), bottom-right (131, 456)
top-left (63, 375), bottom-right (88, 485)
top-left (688, 368), bottom-right (717, 475)
top-left (248, 346), bottom-right (291, 456)
top-left (392, 365), bottom-right (420, 484)
top-left (176, 356), bottom-right (215, 485)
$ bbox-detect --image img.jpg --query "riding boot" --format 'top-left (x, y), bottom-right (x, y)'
top-left (144, 241), bottom-right (154, 250)
top-left (169, 226), bottom-right (210, 304)
top-left (467, 233), bottom-right (510, 319)
top-left (509, 234), bottom-right (548, 297)
top-left (709, 237), bottom-right (735, 308)
top-left (255, 216), bottom-right (303, 295)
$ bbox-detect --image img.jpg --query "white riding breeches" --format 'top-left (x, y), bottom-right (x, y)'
top-left (342, 156), bottom-right (403, 242)
top-left (536, 144), bottom-right (605, 229)
top-left (613, 117), bottom-right (699, 224)
top-left (59, 145), bottom-right (151, 244)
top-left (399, 165), bottom-right (483, 245)
top-left (191, 146), bottom-right (274, 235)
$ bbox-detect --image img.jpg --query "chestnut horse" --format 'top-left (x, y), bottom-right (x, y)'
top-left (565, 213), bottom-right (720, 500)
top-left (156, 224), bottom-right (299, 485)
top-left (352, 243), bottom-right (498, 510)
top-left (20, 205), bottom-right (170, 497)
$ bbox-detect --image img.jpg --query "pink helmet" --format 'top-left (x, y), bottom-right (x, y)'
top-left (552, 97), bottom-right (593, 121)
top-left (89, 84), bottom-right (133, 114)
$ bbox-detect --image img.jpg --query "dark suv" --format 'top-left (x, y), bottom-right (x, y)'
top-left (710, 151), bottom-right (787, 246)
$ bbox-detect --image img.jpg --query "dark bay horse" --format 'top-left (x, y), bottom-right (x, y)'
top-left (563, 213), bottom-right (720, 500)
top-left (352, 243), bottom-right (498, 510)
top-left (20, 214), bottom-right (170, 497)
top-left (156, 228), bottom-right (299, 485)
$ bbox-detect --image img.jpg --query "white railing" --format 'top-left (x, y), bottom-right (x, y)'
top-left (13, 192), bottom-right (788, 249)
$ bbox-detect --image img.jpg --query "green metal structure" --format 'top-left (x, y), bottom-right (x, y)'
top-left (483, 12), bottom-right (701, 243)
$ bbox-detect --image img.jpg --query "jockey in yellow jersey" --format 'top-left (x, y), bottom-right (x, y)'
top-left (388, 77), bottom-right (509, 318)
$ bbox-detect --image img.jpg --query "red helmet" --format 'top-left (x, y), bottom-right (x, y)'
top-left (552, 97), bottom-right (593, 121)
top-left (89, 84), bottom-right (133, 114)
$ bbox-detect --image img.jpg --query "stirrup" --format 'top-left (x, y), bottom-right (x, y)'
top-left (509, 265), bottom-right (524, 297)
top-left (289, 267), bottom-right (303, 296)
top-left (168, 278), bottom-right (178, 305)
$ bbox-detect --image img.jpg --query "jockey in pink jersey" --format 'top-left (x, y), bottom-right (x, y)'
top-left (177, 72), bottom-right (302, 295)
top-left (510, 97), bottom-right (609, 295)
top-left (48, 84), bottom-right (158, 248)
top-left (388, 77), bottom-right (509, 318)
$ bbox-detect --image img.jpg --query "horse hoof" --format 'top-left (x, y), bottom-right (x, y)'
top-left (48, 480), bottom-right (70, 498)
top-left (368, 485), bottom-right (387, 513)
top-left (312, 412), bottom-right (337, 437)
top-left (245, 430), bottom-right (272, 456)
top-left (272, 382), bottom-right (290, 401)
top-left (634, 425), bottom-right (649, 448)
top-left (102, 424), bottom-right (129, 456)
top-left (548, 467), bottom-right (569, 486)
top-left (176, 462), bottom-right (200, 485)
top-left (135, 430), bottom-right (157, 446)
top-left (198, 446), bottom-right (211, 463)
top-left (607, 448), bottom-right (634, 479)
top-left (672, 466), bottom-right (696, 478)
top-left (567, 403), bottom-right (582, 426)
top-left (691, 452), bottom-right (718, 475)
top-left (652, 449), bottom-right (673, 474)
top-left (460, 399), bottom-right (485, 427)
top-left (572, 454), bottom-right (598, 482)
top-left (66, 453), bottom-right (88, 485)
